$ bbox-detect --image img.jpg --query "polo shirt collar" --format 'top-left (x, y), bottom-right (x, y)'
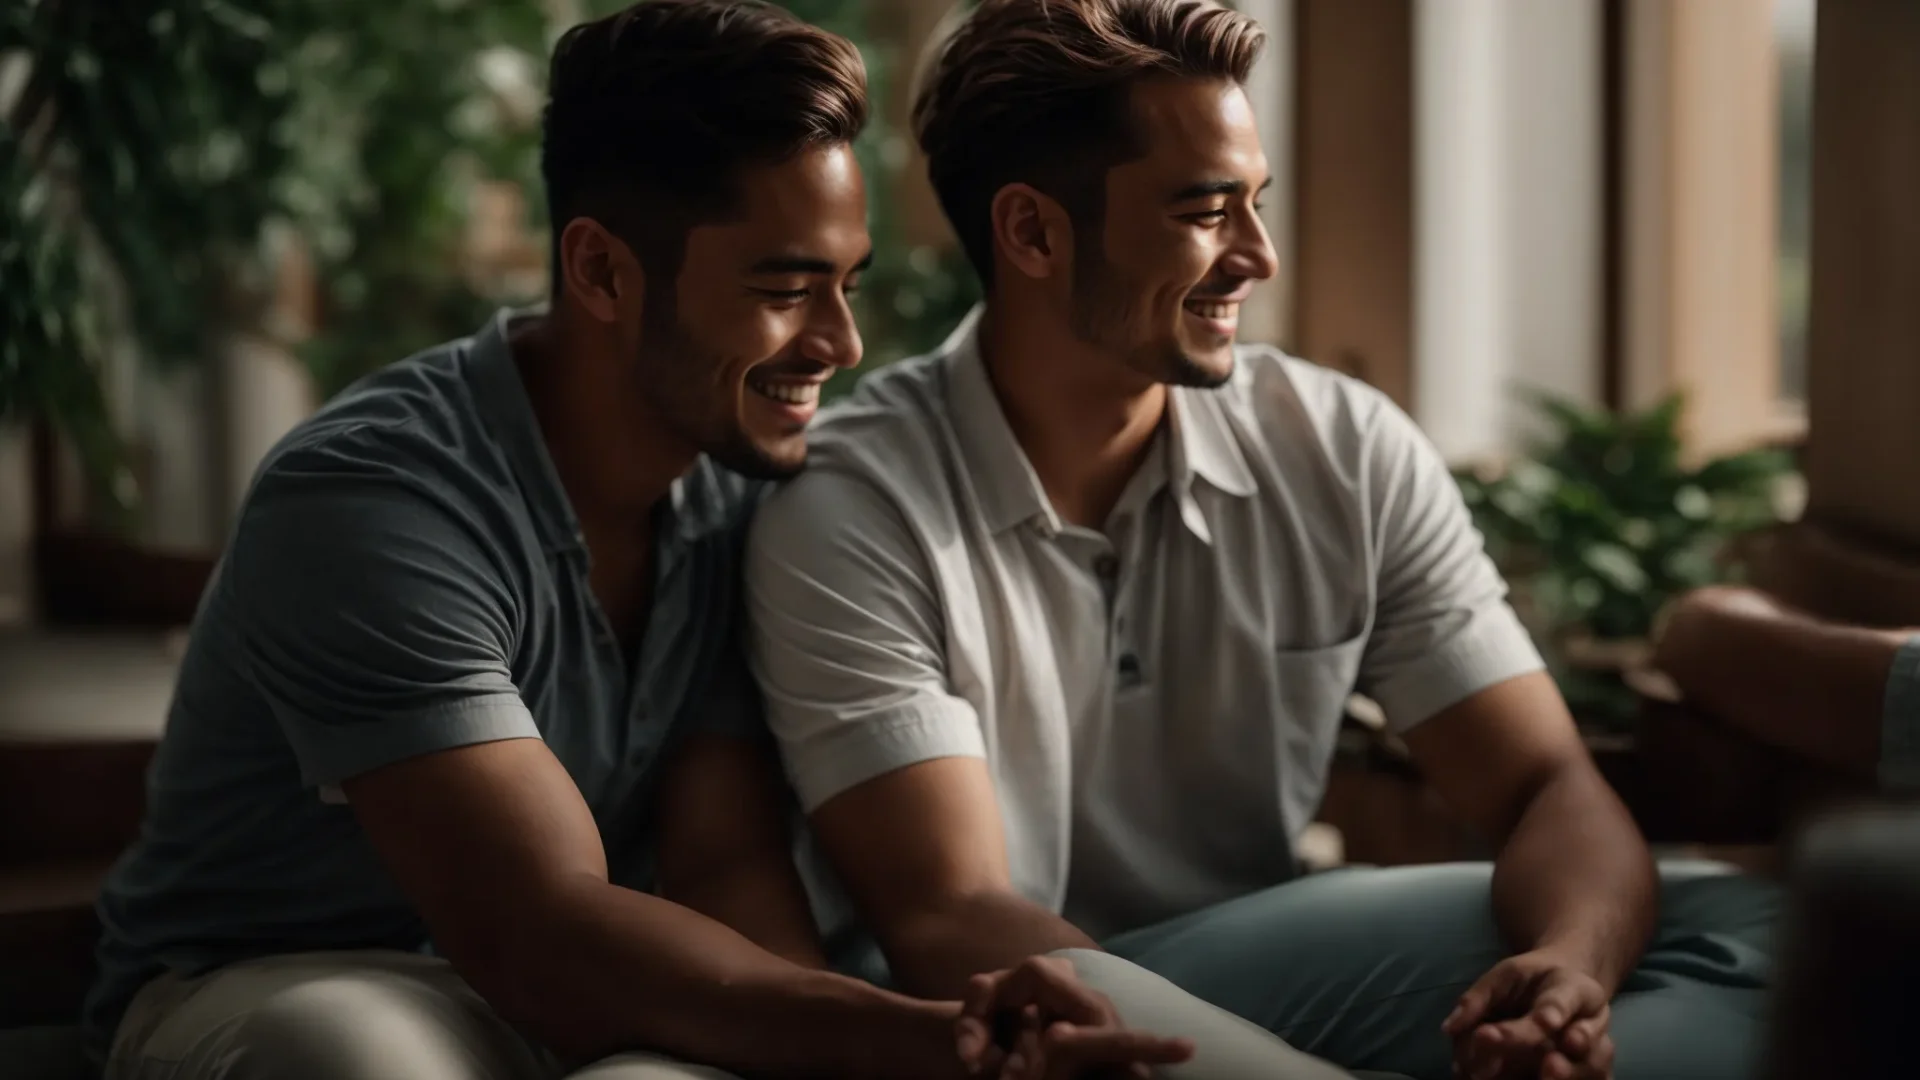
top-left (1168, 384), bottom-right (1259, 500)
top-left (463, 308), bottom-right (588, 556)
top-left (943, 307), bottom-right (1063, 537)
top-left (941, 304), bottom-right (1259, 542)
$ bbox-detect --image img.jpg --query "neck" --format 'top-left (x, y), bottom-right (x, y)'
top-left (978, 302), bottom-right (1166, 529)
top-left (513, 312), bottom-right (695, 535)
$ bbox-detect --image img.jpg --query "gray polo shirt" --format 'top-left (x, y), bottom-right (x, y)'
top-left (748, 307), bottom-right (1544, 943)
top-left (86, 310), bottom-right (764, 1050)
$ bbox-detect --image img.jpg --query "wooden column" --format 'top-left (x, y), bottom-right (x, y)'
top-left (1802, 0), bottom-right (1920, 551)
top-left (1755, 0), bottom-right (1920, 625)
top-left (1291, 0), bottom-right (1414, 408)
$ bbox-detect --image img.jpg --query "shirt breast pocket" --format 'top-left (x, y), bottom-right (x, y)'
top-left (1272, 633), bottom-right (1368, 830)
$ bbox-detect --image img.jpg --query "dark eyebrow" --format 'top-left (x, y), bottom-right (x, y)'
top-left (747, 250), bottom-right (874, 276)
top-left (1167, 177), bottom-right (1274, 204)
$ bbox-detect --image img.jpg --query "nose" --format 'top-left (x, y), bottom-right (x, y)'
top-left (798, 290), bottom-right (864, 371)
top-left (1221, 209), bottom-right (1280, 283)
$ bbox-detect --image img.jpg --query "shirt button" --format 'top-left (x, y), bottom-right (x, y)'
top-left (1093, 553), bottom-right (1120, 580)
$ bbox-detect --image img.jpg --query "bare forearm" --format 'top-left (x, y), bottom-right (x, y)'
top-left (1661, 606), bottom-right (1905, 775)
top-left (1490, 765), bottom-right (1655, 994)
top-left (660, 858), bottom-right (829, 969)
top-left (884, 890), bottom-right (1100, 1000)
top-left (474, 876), bottom-right (959, 1077)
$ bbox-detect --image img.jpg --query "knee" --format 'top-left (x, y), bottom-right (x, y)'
top-left (1657, 864), bottom-right (1785, 945)
top-left (1045, 948), bottom-right (1154, 992)
top-left (569, 1052), bottom-right (743, 1079)
top-left (213, 978), bottom-right (481, 1080)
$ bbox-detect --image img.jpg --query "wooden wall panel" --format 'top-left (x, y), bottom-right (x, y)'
top-left (1291, 0), bottom-right (1415, 409)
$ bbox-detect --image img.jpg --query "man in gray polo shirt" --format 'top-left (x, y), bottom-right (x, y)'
top-left (747, 2), bottom-right (1781, 1079)
top-left (84, 4), bottom-right (1003, 1078)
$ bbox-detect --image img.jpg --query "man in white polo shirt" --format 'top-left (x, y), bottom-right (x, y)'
top-left (747, 1), bottom-right (1779, 1078)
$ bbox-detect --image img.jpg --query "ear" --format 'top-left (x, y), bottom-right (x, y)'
top-left (556, 217), bottom-right (641, 324)
top-left (989, 183), bottom-right (1072, 282)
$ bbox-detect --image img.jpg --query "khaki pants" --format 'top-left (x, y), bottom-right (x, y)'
top-left (105, 948), bottom-right (1371, 1080)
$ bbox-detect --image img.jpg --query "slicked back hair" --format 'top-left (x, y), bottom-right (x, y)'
top-left (541, 0), bottom-right (868, 297)
top-left (913, 0), bottom-right (1264, 287)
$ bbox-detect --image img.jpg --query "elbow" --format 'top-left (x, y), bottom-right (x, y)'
top-left (1497, 753), bottom-right (1625, 844)
top-left (429, 897), bottom-right (614, 1064)
top-left (436, 925), bottom-right (564, 1048)
top-left (867, 886), bottom-right (1006, 982)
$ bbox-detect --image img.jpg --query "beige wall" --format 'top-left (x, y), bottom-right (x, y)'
top-left (1622, 0), bottom-right (1779, 456)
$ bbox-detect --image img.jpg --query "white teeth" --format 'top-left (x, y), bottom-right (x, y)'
top-left (1184, 301), bottom-right (1238, 319)
top-left (751, 381), bottom-right (820, 405)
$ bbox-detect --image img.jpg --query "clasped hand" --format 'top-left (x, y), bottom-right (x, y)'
top-left (1443, 949), bottom-right (1616, 1080)
top-left (953, 956), bottom-right (1195, 1079)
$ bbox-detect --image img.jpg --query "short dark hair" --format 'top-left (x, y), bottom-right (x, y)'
top-left (913, 0), bottom-right (1265, 286)
top-left (540, 0), bottom-right (868, 295)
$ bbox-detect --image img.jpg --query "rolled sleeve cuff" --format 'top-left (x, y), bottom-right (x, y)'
top-left (1878, 635), bottom-right (1920, 792)
top-left (288, 694), bottom-right (541, 789)
top-left (782, 697), bottom-right (986, 813)
top-left (1373, 604), bottom-right (1547, 734)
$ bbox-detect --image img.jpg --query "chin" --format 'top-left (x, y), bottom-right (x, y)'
top-left (1161, 342), bottom-right (1236, 389)
top-left (709, 434), bottom-right (808, 481)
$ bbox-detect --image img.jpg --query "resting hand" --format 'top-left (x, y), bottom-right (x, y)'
top-left (955, 955), bottom-right (1195, 1079)
top-left (1442, 949), bottom-right (1616, 1080)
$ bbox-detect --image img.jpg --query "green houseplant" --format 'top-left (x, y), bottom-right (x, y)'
top-left (1455, 393), bottom-right (1797, 730)
top-left (2, 1), bottom-right (313, 516)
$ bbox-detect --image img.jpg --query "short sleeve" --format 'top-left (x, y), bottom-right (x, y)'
top-left (1355, 397), bottom-right (1545, 732)
top-left (745, 469), bottom-right (984, 812)
top-left (1879, 634), bottom-right (1920, 791)
top-left (222, 433), bottom-right (539, 788)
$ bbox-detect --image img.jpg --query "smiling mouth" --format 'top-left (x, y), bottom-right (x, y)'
top-left (1184, 299), bottom-right (1239, 320)
top-left (747, 375), bottom-right (822, 406)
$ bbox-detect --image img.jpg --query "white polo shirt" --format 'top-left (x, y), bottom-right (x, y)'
top-left (746, 308), bottom-right (1544, 940)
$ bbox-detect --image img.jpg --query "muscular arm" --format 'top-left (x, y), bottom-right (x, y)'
top-left (1654, 585), bottom-right (1914, 778)
top-left (746, 471), bottom-right (1097, 1001)
top-left (1403, 673), bottom-right (1655, 994)
top-left (232, 451), bottom-right (958, 1077)
top-left (1350, 388), bottom-right (1654, 992)
top-left (809, 757), bottom-right (1097, 1000)
top-left (654, 734), bottom-right (827, 968)
top-left (344, 738), bottom-right (959, 1074)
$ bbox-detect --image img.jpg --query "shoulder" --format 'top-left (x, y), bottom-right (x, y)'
top-left (769, 352), bottom-right (960, 520)
top-left (256, 338), bottom-right (503, 506)
top-left (1229, 344), bottom-right (1403, 434)
top-left (246, 417), bottom-right (480, 538)
top-left (1224, 344), bottom-right (1427, 466)
top-left (749, 359), bottom-right (956, 584)
top-left (808, 352), bottom-right (955, 463)
top-left (246, 331), bottom-right (544, 543)
top-left (233, 404), bottom-right (519, 605)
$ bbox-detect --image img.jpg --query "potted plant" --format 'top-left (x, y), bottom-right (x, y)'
top-left (1455, 393), bottom-right (1797, 733)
